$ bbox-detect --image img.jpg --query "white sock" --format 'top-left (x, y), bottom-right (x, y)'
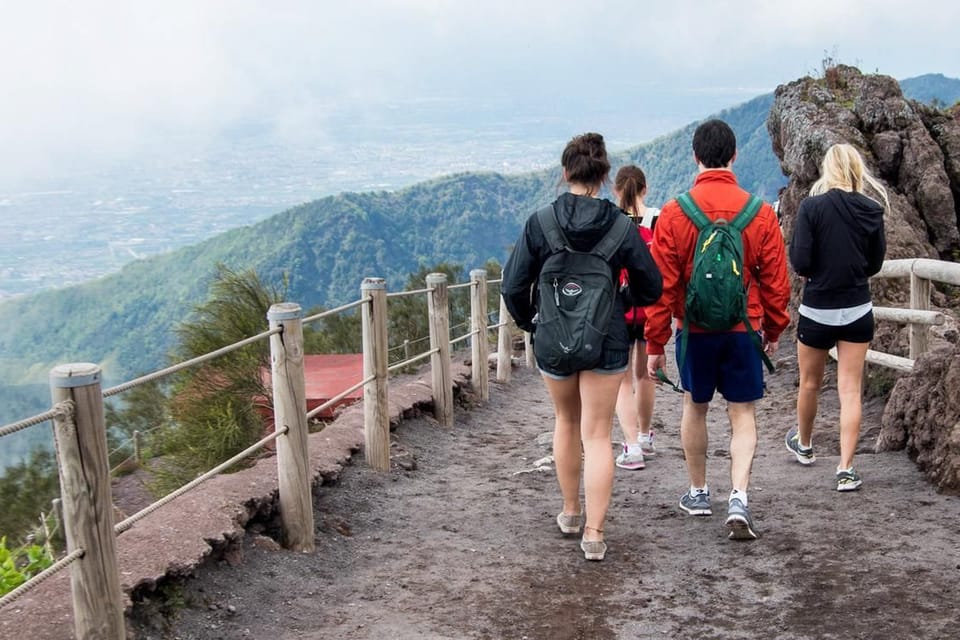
top-left (729, 489), bottom-right (748, 506)
top-left (690, 485), bottom-right (709, 496)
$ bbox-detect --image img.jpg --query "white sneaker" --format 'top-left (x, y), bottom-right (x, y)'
top-left (638, 432), bottom-right (656, 457)
top-left (615, 443), bottom-right (645, 470)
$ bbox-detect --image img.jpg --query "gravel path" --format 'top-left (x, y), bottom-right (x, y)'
top-left (131, 341), bottom-right (960, 640)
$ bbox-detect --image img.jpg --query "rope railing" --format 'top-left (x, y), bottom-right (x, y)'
top-left (301, 298), bottom-right (366, 325)
top-left (451, 328), bottom-right (480, 346)
top-left (0, 547), bottom-right (85, 611)
top-left (305, 375), bottom-right (376, 420)
top-left (114, 426), bottom-right (289, 535)
top-left (0, 408), bottom-right (59, 439)
top-left (1, 268), bottom-right (520, 634)
top-left (386, 286), bottom-right (431, 298)
top-left (103, 327), bottom-right (281, 397)
top-left (387, 347), bottom-right (439, 373)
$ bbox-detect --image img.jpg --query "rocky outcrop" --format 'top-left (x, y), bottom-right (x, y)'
top-left (878, 346), bottom-right (960, 493)
top-left (768, 65), bottom-right (960, 492)
top-left (768, 65), bottom-right (959, 265)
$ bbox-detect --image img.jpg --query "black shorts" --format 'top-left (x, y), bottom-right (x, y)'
top-left (797, 311), bottom-right (874, 350)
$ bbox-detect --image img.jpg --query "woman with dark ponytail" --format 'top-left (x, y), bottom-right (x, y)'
top-left (612, 165), bottom-right (661, 471)
top-left (502, 134), bottom-right (662, 561)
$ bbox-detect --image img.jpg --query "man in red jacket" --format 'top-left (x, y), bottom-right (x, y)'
top-left (645, 119), bottom-right (790, 540)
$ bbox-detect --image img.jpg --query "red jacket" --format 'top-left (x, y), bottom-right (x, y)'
top-left (644, 170), bottom-right (791, 356)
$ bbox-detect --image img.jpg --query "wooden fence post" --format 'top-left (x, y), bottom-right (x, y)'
top-left (909, 271), bottom-right (931, 359)
top-left (267, 302), bottom-right (315, 552)
top-left (361, 278), bottom-right (391, 470)
top-left (426, 273), bottom-right (454, 427)
top-left (496, 295), bottom-right (513, 383)
top-left (49, 363), bottom-right (125, 640)
top-left (524, 332), bottom-right (535, 367)
top-left (470, 269), bottom-right (490, 401)
top-left (133, 430), bottom-right (142, 465)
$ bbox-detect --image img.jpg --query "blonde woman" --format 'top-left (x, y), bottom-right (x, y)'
top-left (787, 143), bottom-right (888, 491)
top-left (612, 165), bottom-right (660, 470)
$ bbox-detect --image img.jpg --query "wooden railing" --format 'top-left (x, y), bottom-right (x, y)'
top-left (832, 258), bottom-right (960, 372)
top-left (0, 269), bottom-right (518, 639)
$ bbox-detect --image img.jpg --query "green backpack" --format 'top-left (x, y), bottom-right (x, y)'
top-left (673, 192), bottom-right (774, 385)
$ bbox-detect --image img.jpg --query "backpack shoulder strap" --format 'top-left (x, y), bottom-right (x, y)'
top-left (536, 205), bottom-right (568, 253)
top-left (676, 192), bottom-right (711, 231)
top-left (592, 215), bottom-right (633, 260)
top-left (730, 195), bottom-right (763, 233)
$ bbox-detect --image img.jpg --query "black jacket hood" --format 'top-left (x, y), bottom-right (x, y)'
top-left (827, 189), bottom-right (884, 235)
top-left (552, 192), bottom-right (623, 251)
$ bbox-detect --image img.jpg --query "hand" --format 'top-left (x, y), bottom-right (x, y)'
top-left (763, 338), bottom-right (779, 356)
top-left (647, 354), bottom-right (666, 382)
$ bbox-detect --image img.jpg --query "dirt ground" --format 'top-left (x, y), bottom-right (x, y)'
top-left (130, 339), bottom-right (960, 640)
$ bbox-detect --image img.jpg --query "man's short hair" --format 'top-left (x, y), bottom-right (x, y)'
top-left (692, 119), bottom-right (736, 168)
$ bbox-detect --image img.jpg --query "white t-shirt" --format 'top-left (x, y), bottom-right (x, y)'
top-left (639, 207), bottom-right (660, 229)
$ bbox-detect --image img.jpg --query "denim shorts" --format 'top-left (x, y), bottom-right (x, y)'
top-left (538, 348), bottom-right (629, 380)
top-left (676, 330), bottom-right (763, 403)
top-left (797, 311), bottom-right (874, 350)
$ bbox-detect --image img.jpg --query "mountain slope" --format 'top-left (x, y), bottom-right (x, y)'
top-left (1, 73), bottom-right (956, 393)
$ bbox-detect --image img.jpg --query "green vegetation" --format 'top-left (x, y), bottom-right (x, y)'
top-left (1, 536), bottom-right (55, 596)
top-left (0, 448), bottom-right (60, 547)
top-left (147, 265), bottom-right (282, 493)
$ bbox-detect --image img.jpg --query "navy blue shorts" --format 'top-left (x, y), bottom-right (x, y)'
top-left (675, 330), bottom-right (764, 403)
top-left (797, 311), bottom-right (874, 350)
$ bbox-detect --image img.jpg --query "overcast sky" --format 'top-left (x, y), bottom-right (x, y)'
top-left (3, 0), bottom-right (959, 188)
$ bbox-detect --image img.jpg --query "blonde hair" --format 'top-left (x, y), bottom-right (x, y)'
top-left (809, 143), bottom-right (889, 211)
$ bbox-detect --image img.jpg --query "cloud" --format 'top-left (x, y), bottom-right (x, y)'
top-left (1, 0), bottom-right (958, 187)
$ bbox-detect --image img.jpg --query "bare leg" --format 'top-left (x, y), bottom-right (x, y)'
top-left (680, 394), bottom-right (710, 487)
top-left (578, 369), bottom-right (624, 542)
top-left (726, 401), bottom-right (758, 492)
top-left (614, 342), bottom-right (639, 444)
top-left (836, 340), bottom-right (869, 469)
top-left (635, 341), bottom-right (655, 437)
top-left (542, 374), bottom-right (582, 518)
top-left (797, 341), bottom-right (828, 448)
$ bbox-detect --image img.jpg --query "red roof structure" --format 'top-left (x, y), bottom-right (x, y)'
top-left (261, 353), bottom-right (364, 421)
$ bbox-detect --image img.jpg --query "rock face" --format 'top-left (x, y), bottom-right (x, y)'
top-left (767, 65), bottom-right (960, 492)
top-left (878, 346), bottom-right (960, 494)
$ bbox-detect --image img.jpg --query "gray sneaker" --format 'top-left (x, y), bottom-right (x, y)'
top-left (556, 511), bottom-right (583, 535)
top-left (678, 490), bottom-right (712, 516)
top-left (836, 468), bottom-right (863, 492)
top-left (725, 498), bottom-right (759, 540)
top-left (785, 427), bottom-right (815, 465)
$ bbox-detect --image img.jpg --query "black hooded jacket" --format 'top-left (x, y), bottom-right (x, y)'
top-left (789, 188), bottom-right (886, 309)
top-left (501, 192), bottom-right (663, 353)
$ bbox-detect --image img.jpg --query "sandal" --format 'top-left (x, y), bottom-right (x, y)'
top-left (580, 526), bottom-right (606, 561)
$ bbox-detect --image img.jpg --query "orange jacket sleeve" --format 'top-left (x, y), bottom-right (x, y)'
top-left (643, 200), bottom-right (685, 355)
top-left (746, 204), bottom-right (791, 344)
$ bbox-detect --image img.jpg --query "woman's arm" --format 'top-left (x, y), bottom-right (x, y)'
top-left (789, 199), bottom-right (815, 276)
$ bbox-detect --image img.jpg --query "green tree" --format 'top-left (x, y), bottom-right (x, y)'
top-left (104, 380), bottom-right (171, 469)
top-left (149, 265), bottom-right (284, 493)
top-left (0, 447), bottom-right (60, 545)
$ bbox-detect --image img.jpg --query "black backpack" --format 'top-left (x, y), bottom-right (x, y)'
top-left (533, 204), bottom-right (633, 374)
